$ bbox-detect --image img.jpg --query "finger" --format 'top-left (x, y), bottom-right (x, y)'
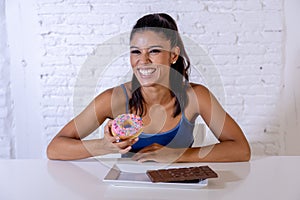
top-left (132, 151), bottom-right (150, 161)
top-left (137, 158), bottom-right (151, 163)
top-left (104, 128), bottom-right (121, 144)
top-left (131, 152), bottom-right (143, 161)
top-left (115, 137), bottom-right (138, 148)
top-left (133, 153), bottom-right (154, 163)
top-left (104, 119), bottom-right (113, 129)
top-left (129, 137), bottom-right (139, 145)
top-left (104, 131), bottom-right (120, 143)
top-left (119, 146), bottom-right (132, 154)
top-left (111, 136), bottom-right (121, 143)
top-left (114, 142), bottom-right (131, 151)
top-left (104, 120), bottom-right (113, 136)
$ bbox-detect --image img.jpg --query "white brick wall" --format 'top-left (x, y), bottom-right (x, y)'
top-left (0, 0), bottom-right (14, 158)
top-left (282, 0), bottom-right (300, 155)
top-left (1, 0), bottom-right (298, 158)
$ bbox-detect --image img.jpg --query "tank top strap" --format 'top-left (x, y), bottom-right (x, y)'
top-left (120, 84), bottom-right (129, 114)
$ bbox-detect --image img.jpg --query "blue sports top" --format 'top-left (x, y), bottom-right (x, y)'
top-left (120, 84), bottom-right (195, 153)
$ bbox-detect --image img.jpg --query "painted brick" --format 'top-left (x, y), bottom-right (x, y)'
top-left (235, 0), bottom-right (263, 11)
top-left (38, 4), bottom-right (91, 14)
top-left (262, 0), bottom-right (283, 11)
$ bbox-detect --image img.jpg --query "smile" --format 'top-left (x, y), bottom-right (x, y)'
top-left (138, 68), bottom-right (156, 76)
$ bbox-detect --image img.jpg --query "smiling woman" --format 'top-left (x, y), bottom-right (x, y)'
top-left (47, 13), bottom-right (251, 163)
top-left (130, 31), bottom-right (178, 86)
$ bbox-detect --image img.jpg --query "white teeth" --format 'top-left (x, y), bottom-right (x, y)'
top-left (138, 68), bottom-right (156, 75)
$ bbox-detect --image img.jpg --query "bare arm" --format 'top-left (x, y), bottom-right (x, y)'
top-left (177, 85), bottom-right (251, 162)
top-left (46, 120), bottom-right (110, 160)
top-left (47, 88), bottom-right (136, 160)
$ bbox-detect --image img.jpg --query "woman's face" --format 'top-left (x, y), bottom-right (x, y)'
top-left (130, 30), bottom-right (177, 87)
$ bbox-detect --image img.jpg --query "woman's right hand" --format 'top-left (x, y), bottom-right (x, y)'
top-left (103, 120), bottom-right (138, 154)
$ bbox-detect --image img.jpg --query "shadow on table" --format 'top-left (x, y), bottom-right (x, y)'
top-left (207, 161), bottom-right (251, 189)
top-left (47, 160), bottom-right (107, 200)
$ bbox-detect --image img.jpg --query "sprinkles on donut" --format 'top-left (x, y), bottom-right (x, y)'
top-left (111, 114), bottom-right (143, 140)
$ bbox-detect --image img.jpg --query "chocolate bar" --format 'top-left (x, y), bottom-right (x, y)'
top-left (146, 166), bottom-right (218, 183)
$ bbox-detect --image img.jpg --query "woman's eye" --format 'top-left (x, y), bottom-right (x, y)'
top-left (130, 50), bottom-right (141, 54)
top-left (149, 49), bottom-right (161, 54)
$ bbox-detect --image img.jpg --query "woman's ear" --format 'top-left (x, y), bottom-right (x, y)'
top-left (171, 46), bottom-right (180, 64)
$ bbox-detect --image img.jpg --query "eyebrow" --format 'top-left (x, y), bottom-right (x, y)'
top-left (130, 45), bottom-right (164, 49)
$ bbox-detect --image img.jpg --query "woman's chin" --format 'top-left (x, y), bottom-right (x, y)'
top-left (136, 75), bottom-right (168, 87)
top-left (139, 80), bottom-right (156, 87)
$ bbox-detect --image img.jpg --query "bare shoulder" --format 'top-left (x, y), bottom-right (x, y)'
top-left (95, 82), bottom-right (131, 100)
top-left (188, 82), bottom-right (211, 98)
top-left (94, 82), bottom-right (131, 118)
top-left (185, 82), bottom-right (215, 116)
top-left (94, 87), bottom-right (113, 102)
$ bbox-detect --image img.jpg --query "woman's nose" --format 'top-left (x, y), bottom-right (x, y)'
top-left (139, 51), bottom-right (150, 64)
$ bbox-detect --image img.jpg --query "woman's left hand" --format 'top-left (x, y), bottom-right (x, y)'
top-left (132, 143), bottom-right (185, 163)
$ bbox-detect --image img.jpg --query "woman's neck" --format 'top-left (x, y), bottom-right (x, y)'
top-left (141, 84), bottom-right (174, 106)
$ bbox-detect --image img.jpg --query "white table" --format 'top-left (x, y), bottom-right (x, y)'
top-left (0, 156), bottom-right (299, 200)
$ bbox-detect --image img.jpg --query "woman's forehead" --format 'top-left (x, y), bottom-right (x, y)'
top-left (130, 30), bottom-right (171, 49)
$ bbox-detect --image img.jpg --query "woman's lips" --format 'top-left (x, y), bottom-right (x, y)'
top-left (138, 68), bottom-right (156, 76)
top-left (134, 65), bottom-right (161, 86)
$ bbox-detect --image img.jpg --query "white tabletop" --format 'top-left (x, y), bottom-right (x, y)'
top-left (0, 156), bottom-right (299, 200)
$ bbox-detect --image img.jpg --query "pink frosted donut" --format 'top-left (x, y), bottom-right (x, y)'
top-left (111, 114), bottom-right (143, 140)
